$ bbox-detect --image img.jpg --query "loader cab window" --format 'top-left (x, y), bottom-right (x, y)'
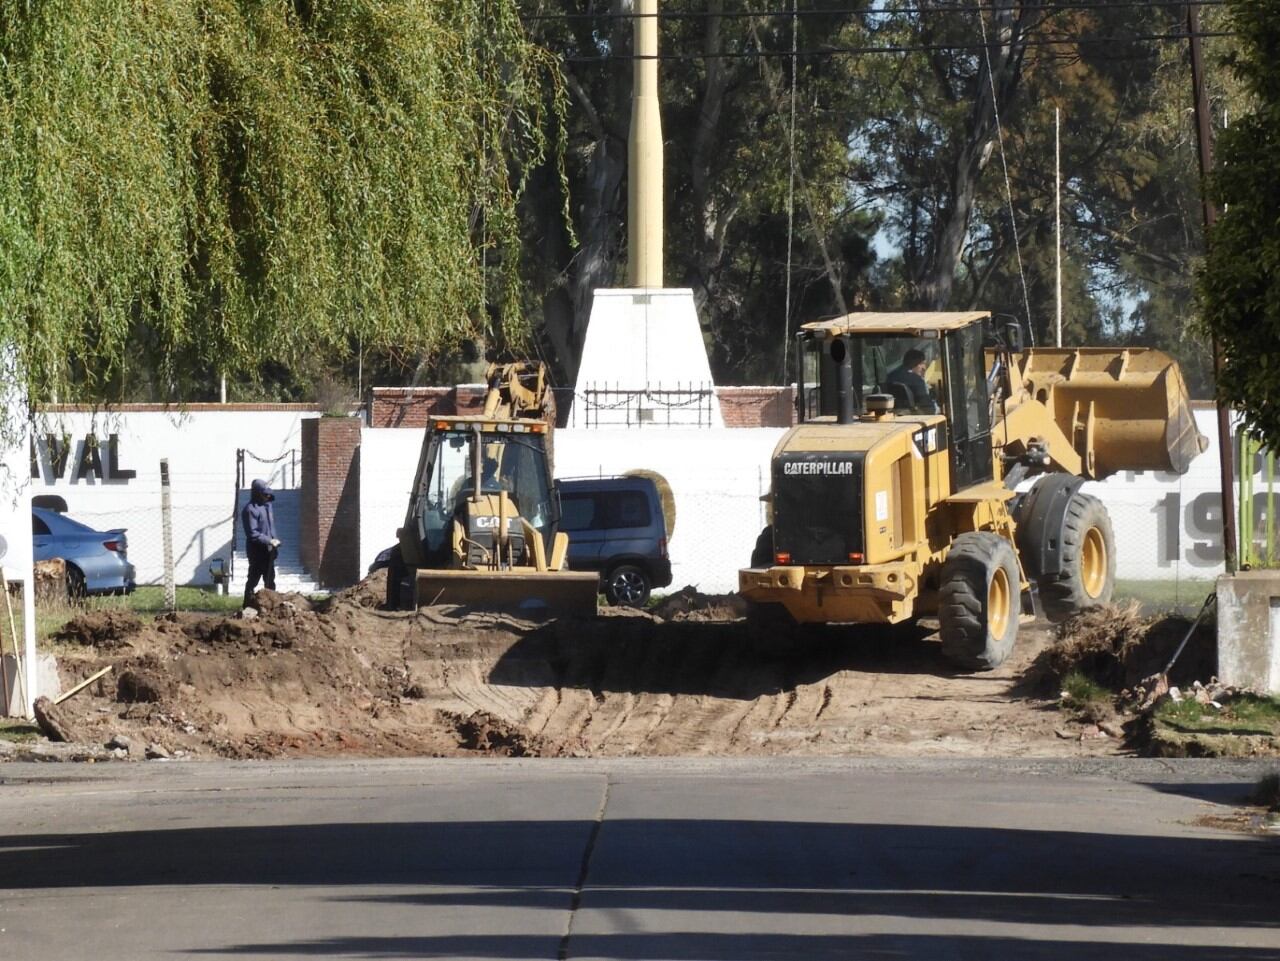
top-left (796, 331), bottom-right (942, 421)
top-left (942, 323), bottom-right (994, 491)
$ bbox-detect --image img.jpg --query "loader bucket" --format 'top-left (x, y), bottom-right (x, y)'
top-left (1014, 348), bottom-right (1208, 478)
top-left (415, 568), bottom-right (600, 617)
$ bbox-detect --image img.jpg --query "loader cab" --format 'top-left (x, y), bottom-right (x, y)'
top-left (795, 311), bottom-right (995, 492)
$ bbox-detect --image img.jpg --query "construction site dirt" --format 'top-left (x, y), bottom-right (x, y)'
top-left (31, 575), bottom-right (1195, 761)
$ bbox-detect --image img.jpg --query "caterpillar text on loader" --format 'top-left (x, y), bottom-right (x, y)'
top-left (739, 311), bottom-right (1207, 669)
top-left (386, 362), bottom-right (599, 616)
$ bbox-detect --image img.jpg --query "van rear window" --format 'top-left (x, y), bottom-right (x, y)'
top-left (560, 494), bottom-right (597, 531)
top-left (612, 491), bottom-right (651, 528)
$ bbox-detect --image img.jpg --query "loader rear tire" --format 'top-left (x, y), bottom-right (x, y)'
top-left (939, 532), bottom-right (1020, 671)
top-left (750, 526), bottom-right (774, 568)
top-left (1038, 493), bottom-right (1115, 624)
top-left (745, 599), bottom-right (795, 657)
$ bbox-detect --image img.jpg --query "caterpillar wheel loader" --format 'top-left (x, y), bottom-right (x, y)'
top-left (385, 362), bottom-right (599, 616)
top-left (739, 311), bottom-right (1207, 669)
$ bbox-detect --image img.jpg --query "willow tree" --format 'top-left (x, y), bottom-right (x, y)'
top-left (0, 0), bottom-right (562, 415)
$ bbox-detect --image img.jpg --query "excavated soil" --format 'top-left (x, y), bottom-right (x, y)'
top-left (38, 575), bottom-right (1130, 760)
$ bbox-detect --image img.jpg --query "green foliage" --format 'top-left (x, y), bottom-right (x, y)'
top-left (1200, 0), bottom-right (1280, 445)
top-left (1060, 669), bottom-right (1112, 721)
top-left (525, 3), bottom-right (1235, 391)
top-left (0, 0), bottom-right (562, 417)
top-left (1155, 692), bottom-right (1280, 737)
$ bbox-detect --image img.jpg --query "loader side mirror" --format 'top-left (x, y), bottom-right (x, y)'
top-left (1003, 321), bottom-right (1024, 353)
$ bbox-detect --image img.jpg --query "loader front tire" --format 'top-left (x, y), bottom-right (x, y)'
top-left (939, 532), bottom-right (1020, 671)
top-left (1038, 493), bottom-right (1116, 624)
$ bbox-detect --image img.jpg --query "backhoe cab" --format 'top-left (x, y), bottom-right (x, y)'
top-left (387, 362), bottom-right (599, 616)
top-left (740, 311), bottom-right (1205, 670)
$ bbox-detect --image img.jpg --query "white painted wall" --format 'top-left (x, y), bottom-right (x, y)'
top-left (31, 408), bottom-right (323, 586)
top-left (358, 427), bottom-right (782, 592)
top-left (1083, 409), bottom-right (1228, 585)
top-left (23, 405), bottom-right (1236, 598)
top-left (1, 346), bottom-right (38, 714)
top-left (360, 409), bottom-right (1234, 595)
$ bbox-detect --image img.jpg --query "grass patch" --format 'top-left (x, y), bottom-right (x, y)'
top-left (1155, 693), bottom-right (1280, 738)
top-left (34, 586), bottom-right (243, 641)
top-left (0, 720), bottom-right (41, 743)
top-left (1060, 670), bottom-right (1113, 720)
top-left (1113, 579), bottom-right (1215, 615)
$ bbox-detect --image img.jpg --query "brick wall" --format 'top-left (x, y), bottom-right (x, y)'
top-left (716, 386), bottom-right (796, 428)
top-left (300, 417), bottom-right (361, 589)
top-left (369, 386), bottom-right (486, 428)
top-left (368, 385), bottom-right (795, 428)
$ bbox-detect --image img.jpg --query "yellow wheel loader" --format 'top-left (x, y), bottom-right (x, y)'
top-left (739, 312), bottom-right (1207, 669)
top-left (386, 362), bottom-right (599, 616)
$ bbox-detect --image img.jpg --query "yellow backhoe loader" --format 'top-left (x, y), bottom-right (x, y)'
top-left (739, 311), bottom-right (1207, 669)
top-left (386, 362), bottom-right (599, 616)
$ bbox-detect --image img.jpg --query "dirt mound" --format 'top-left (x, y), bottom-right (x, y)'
top-left (1043, 602), bottom-right (1215, 690)
top-left (53, 610), bottom-right (142, 648)
top-left (650, 586), bottom-right (746, 622)
top-left (32, 574), bottom-right (1123, 761)
top-left (441, 709), bottom-right (562, 757)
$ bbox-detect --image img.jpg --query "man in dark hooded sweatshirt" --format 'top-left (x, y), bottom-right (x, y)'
top-left (241, 478), bottom-right (280, 607)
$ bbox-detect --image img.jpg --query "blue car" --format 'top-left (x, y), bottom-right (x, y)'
top-left (31, 507), bottom-right (137, 596)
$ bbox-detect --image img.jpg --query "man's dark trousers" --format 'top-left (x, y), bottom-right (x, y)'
top-left (244, 542), bottom-right (277, 607)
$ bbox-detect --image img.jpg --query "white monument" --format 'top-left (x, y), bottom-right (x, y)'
top-left (0, 346), bottom-right (37, 716)
top-left (572, 0), bottom-right (725, 429)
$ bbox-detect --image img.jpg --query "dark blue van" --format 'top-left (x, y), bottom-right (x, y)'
top-left (557, 476), bottom-right (672, 606)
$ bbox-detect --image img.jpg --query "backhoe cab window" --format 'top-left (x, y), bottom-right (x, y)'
top-left (419, 430), bottom-right (555, 554)
top-left (797, 333), bottom-right (941, 420)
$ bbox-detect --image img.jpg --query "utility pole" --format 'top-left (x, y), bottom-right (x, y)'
top-left (1055, 106), bottom-right (1062, 348)
top-left (1187, 2), bottom-right (1237, 573)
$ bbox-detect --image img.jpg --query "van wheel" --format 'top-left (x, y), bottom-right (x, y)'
top-left (605, 565), bottom-right (650, 607)
top-left (1038, 493), bottom-right (1116, 624)
top-left (939, 532), bottom-right (1019, 671)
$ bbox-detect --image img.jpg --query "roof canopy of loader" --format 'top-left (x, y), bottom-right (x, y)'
top-left (802, 311), bottom-right (991, 337)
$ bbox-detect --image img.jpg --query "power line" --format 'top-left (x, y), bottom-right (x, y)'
top-left (525, 1), bottom-right (1225, 23)
top-left (561, 30), bottom-right (1235, 63)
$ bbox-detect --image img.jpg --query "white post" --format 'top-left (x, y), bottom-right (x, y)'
top-left (220, 374), bottom-right (227, 404)
top-left (160, 459), bottom-right (176, 611)
top-left (1055, 107), bottom-right (1063, 348)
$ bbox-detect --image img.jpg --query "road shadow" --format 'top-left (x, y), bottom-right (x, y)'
top-left (3, 816), bottom-right (1277, 950)
top-left (485, 615), bottom-right (1002, 700)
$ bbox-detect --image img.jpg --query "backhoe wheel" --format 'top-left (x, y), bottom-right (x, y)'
top-left (939, 532), bottom-right (1020, 671)
top-left (1039, 492), bottom-right (1116, 624)
top-left (385, 548), bottom-right (413, 611)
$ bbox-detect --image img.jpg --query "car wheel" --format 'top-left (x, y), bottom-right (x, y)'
top-left (605, 564), bottom-right (650, 607)
top-left (65, 565), bottom-right (86, 601)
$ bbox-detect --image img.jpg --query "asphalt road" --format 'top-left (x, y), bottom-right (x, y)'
top-left (1, 758), bottom-right (1278, 960)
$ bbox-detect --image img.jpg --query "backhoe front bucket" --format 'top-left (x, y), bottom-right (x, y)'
top-left (1014, 348), bottom-right (1209, 477)
top-left (415, 568), bottom-right (600, 617)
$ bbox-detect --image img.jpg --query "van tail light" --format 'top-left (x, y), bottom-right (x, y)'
top-left (659, 537), bottom-right (668, 558)
top-left (774, 551), bottom-right (792, 564)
